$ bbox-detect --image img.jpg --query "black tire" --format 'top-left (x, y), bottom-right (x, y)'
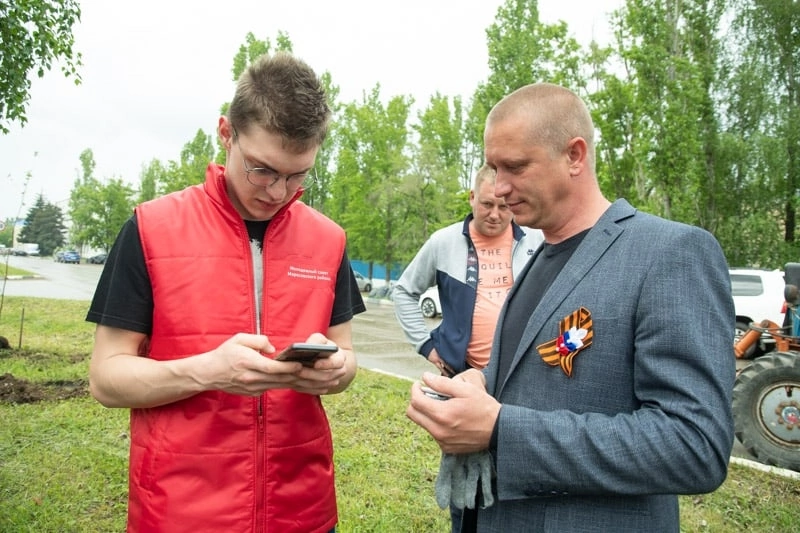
top-left (421, 298), bottom-right (437, 318)
top-left (733, 351), bottom-right (800, 471)
top-left (734, 321), bottom-right (759, 359)
top-left (363, 283), bottom-right (371, 293)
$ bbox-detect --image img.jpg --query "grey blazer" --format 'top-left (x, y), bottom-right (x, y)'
top-left (477, 199), bottom-right (735, 533)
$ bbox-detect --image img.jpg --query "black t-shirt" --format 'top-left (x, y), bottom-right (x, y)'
top-left (495, 229), bottom-right (590, 385)
top-left (86, 214), bottom-right (366, 334)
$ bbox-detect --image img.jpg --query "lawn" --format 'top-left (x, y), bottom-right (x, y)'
top-left (1, 263), bottom-right (29, 278)
top-left (0, 295), bottom-right (798, 532)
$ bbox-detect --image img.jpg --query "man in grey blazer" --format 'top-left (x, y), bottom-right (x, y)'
top-left (407, 83), bottom-right (735, 532)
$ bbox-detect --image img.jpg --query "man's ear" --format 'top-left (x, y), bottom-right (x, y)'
top-left (218, 116), bottom-right (234, 149)
top-left (567, 137), bottom-right (588, 176)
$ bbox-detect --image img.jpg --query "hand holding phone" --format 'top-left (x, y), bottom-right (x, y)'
top-left (275, 343), bottom-right (338, 367)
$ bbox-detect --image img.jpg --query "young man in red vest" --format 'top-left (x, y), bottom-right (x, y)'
top-left (87, 52), bottom-right (365, 533)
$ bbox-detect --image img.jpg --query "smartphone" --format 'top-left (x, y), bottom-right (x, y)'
top-left (420, 385), bottom-right (452, 401)
top-left (275, 343), bottom-right (338, 366)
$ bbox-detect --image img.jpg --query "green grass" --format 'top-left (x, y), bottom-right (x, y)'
top-left (0, 296), bottom-right (94, 376)
top-left (325, 371), bottom-right (449, 532)
top-left (1, 398), bottom-right (130, 532)
top-left (1, 263), bottom-right (31, 278)
top-left (0, 296), bottom-right (798, 532)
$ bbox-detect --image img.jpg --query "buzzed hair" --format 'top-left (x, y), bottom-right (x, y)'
top-left (228, 52), bottom-right (331, 153)
top-left (472, 163), bottom-right (496, 194)
top-left (488, 83), bottom-right (596, 171)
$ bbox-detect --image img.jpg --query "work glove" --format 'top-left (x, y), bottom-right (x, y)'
top-left (434, 451), bottom-right (495, 510)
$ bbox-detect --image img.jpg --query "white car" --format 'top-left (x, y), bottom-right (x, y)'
top-left (730, 268), bottom-right (786, 357)
top-left (353, 271), bottom-right (372, 293)
top-left (419, 286), bottom-right (441, 318)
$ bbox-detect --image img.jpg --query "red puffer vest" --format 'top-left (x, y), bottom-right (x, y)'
top-left (129, 164), bottom-right (345, 533)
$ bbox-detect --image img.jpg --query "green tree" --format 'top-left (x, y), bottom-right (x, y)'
top-left (138, 159), bottom-right (161, 204)
top-left (604, 0), bottom-right (727, 228)
top-left (18, 194), bottom-right (66, 255)
top-left (230, 31), bottom-right (286, 83)
top-left (68, 149), bottom-right (99, 251)
top-left (68, 149), bottom-right (135, 253)
top-left (0, 218), bottom-right (12, 248)
top-left (395, 93), bottom-right (468, 263)
top-left (465, 0), bottom-right (584, 172)
top-left (586, 63), bottom-right (643, 204)
top-left (160, 130), bottom-right (215, 194)
top-left (719, 0), bottom-right (800, 268)
top-left (329, 86), bottom-right (412, 281)
top-left (83, 178), bottom-right (135, 252)
top-left (304, 71), bottom-right (342, 213)
top-left (0, 0), bottom-right (82, 133)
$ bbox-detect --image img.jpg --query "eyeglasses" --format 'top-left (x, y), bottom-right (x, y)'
top-left (232, 130), bottom-right (315, 190)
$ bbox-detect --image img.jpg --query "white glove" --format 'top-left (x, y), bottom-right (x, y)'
top-left (434, 451), bottom-right (495, 510)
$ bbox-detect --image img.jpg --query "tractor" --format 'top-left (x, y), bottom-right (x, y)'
top-left (733, 262), bottom-right (800, 471)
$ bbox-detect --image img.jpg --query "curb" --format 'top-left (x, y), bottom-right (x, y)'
top-left (2, 275), bottom-right (41, 280)
top-left (729, 456), bottom-right (800, 480)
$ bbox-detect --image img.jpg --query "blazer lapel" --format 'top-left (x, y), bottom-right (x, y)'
top-left (494, 200), bottom-right (634, 396)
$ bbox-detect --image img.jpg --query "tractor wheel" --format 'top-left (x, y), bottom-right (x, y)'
top-left (733, 351), bottom-right (800, 471)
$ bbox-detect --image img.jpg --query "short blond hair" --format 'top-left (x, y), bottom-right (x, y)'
top-left (472, 163), bottom-right (496, 194)
top-left (488, 83), bottom-right (595, 172)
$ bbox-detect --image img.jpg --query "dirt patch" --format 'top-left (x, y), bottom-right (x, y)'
top-left (0, 373), bottom-right (89, 404)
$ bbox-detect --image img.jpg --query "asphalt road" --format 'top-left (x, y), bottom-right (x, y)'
top-left (2, 254), bottom-right (787, 472)
top-left (2, 254), bottom-right (102, 300)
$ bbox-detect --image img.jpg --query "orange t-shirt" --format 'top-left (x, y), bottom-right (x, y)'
top-left (467, 224), bottom-right (515, 369)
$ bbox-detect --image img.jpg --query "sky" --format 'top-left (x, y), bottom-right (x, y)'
top-left (0, 0), bottom-right (623, 221)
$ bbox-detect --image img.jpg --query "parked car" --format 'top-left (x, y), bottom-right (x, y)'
top-left (56, 250), bottom-right (81, 264)
top-left (419, 286), bottom-right (441, 318)
top-left (88, 253), bottom-right (108, 264)
top-left (353, 271), bottom-right (372, 293)
top-left (730, 267), bottom-right (786, 358)
top-left (21, 243), bottom-right (39, 256)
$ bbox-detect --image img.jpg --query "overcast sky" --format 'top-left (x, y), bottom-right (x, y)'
top-left (0, 0), bottom-right (622, 220)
